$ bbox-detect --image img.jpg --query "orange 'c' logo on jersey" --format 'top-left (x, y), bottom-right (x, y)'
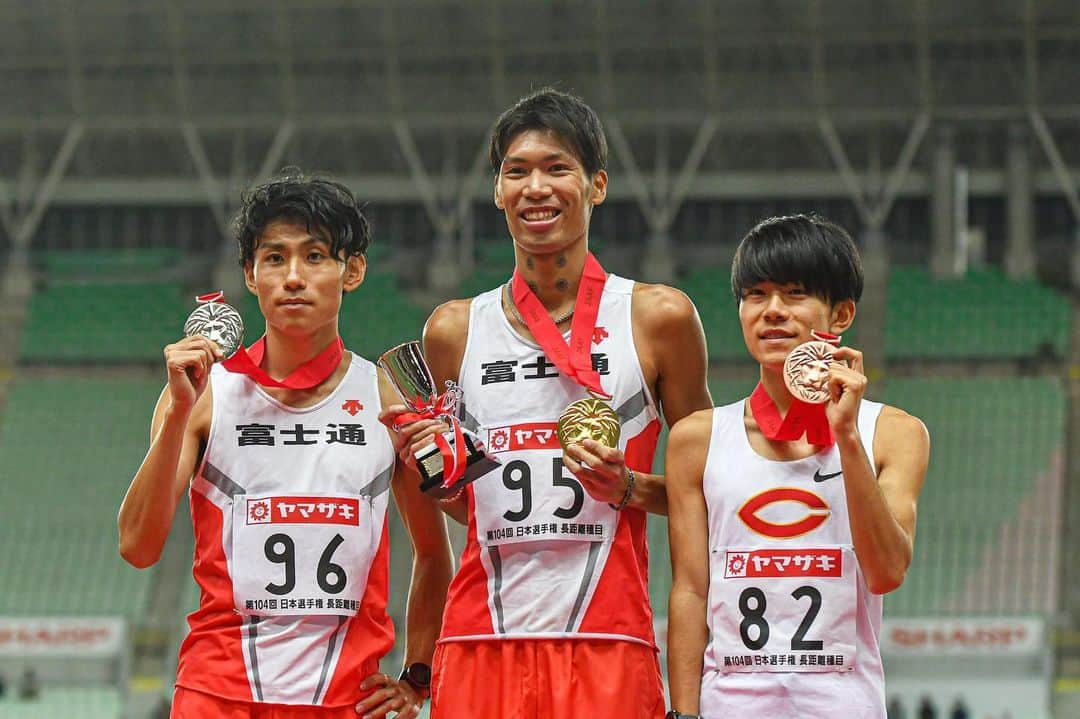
top-left (737, 487), bottom-right (831, 539)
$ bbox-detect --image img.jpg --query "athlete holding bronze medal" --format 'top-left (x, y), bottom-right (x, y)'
top-left (382, 88), bottom-right (712, 719)
top-left (665, 215), bottom-right (930, 719)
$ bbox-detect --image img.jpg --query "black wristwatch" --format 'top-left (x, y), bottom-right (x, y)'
top-left (399, 662), bottom-right (432, 693)
top-left (666, 712), bottom-right (702, 719)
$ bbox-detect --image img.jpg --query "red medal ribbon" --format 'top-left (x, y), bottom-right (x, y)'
top-left (392, 392), bottom-right (468, 488)
top-left (196, 291), bottom-right (226, 304)
top-left (510, 252), bottom-right (610, 399)
top-left (750, 331), bottom-right (842, 447)
top-left (222, 336), bottom-right (345, 390)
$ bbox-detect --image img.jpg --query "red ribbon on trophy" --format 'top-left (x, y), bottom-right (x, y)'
top-left (391, 390), bottom-right (468, 488)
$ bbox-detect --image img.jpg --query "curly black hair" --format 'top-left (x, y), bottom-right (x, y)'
top-left (232, 169), bottom-right (371, 267)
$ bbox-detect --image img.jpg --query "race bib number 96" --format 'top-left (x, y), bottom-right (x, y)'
top-left (710, 545), bottom-right (858, 673)
top-left (231, 495), bottom-right (371, 617)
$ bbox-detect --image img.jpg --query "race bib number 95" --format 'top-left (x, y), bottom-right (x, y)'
top-left (474, 422), bottom-right (617, 547)
top-left (231, 495), bottom-right (371, 617)
top-left (710, 545), bottom-right (858, 673)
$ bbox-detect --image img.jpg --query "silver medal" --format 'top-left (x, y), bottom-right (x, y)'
top-left (184, 296), bottom-right (244, 358)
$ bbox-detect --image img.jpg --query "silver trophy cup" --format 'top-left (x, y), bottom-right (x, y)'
top-left (378, 341), bottom-right (499, 498)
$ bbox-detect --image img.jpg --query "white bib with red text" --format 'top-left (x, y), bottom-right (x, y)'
top-left (473, 425), bottom-right (617, 547)
top-left (709, 544), bottom-right (858, 672)
top-left (231, 493), bottom-right (375, 617)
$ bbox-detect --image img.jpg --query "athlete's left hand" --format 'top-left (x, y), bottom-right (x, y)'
top-left (355, 671), bottom-right (425, 718)
top-left (563, 439), bottom-right (631, 506)
top-left (826, 346), bottom-right (867, 436)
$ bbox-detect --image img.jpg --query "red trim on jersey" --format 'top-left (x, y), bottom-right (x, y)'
top-left (577, 418), bottom-right (660, 641)
top-left (439, 487), bottom-right (497, 638)
top-left (322, 520), bottom-right (395, 706)
top-left (176, 490), bottom-right (250, 701)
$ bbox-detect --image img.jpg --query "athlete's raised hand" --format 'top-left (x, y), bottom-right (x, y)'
top-left (825, 345), bottom-right (866, 436)
top-left (163, 335), bottom-right (222, 413)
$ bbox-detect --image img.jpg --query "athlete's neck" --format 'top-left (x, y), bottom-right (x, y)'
top-left (260, 323), bottom-right (341, 380)
top-left (758, 366), bottom-right (795, 413)
top-left (513, 239), bottom-right (589, 313)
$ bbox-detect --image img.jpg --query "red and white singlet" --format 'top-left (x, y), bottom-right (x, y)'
top-left (440, 275), bottom-right (661, 646)
top-left (699, 398), bottom-right (887, 718)
top-left (176, 354), bottom-right (396, 706)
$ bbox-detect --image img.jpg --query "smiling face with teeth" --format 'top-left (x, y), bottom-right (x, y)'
top-left (494, 129), bottom-right (607, 257)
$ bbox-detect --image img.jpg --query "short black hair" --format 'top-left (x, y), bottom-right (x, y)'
top-left (233, 169), bottom-right (371, 267)
top-left (489, 87), bottom-right (608, 177)
top-left (730, 214), bottom-right (864, 304)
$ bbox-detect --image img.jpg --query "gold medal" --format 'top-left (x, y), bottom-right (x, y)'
top-left (557, 397), bottom-right (621, 450)
top-left (782, 340), bottom-right (836, 404)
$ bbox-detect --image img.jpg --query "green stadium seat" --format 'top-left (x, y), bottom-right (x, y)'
top-left (34, 249), bottom-right (182, 279)
top-left (878, 377), bottom-right (1065, 615)
top-left (19, 282), bottom-right (189, 363)
top-left (0, 378), bottom-right (161, 617)
top-left (0, 687), bottom-right (122, 719)
top-left (886, 266), bottom-right (1070, 360)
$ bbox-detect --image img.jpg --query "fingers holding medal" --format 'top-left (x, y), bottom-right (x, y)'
top-left (558, 397), bottom-right (628, 505)
top-left (782, 340), bottom-right (837, 404)
top-left (557, 398), bottom-right (621, 449)
top-left (783, 334), bottom-right (866, 431)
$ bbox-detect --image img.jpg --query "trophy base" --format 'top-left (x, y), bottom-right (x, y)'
top-left (415, 429), bottom-right (500, 499)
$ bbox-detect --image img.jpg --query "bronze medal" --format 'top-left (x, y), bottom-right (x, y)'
top-left (782, 340), bottom-right (836, 404)
top-left (557, 397), bottom-right (621, 450)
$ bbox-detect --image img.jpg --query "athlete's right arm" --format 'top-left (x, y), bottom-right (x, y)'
top-left (420, 299), bottom-right (472, 525)
top-left (118, 336), bottom-right (220, 568)
top-left (665, 409), bottom-right (714, 715)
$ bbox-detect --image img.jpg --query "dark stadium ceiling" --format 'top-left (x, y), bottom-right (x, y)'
top-left (0, 0), bottom-right (1078, 216)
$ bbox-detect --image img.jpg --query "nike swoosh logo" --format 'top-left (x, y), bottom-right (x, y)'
top-left (813, 469), bottom-right (843, 483)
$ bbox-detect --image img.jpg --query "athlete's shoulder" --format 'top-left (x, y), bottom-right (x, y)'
top-left (423, 298), bottom-right (473, 381)
top-left (424, 298), bottom-right (472, 344)
top-left (876, 403), bottom-right (927, 437)
top-left (873, 403), bottom-right (930, 460)
top-left (665, 408), bottom-right (714, 482)
top-left (630, 281), bottom-right (699, 322)
top-left (669, 407), bottom-right (715, 443)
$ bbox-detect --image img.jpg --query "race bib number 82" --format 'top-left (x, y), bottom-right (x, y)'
top-left (711, 546), bottom-right (858, 673)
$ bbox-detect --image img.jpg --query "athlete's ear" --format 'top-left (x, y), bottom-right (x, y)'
top-left (829, 299), bottom-right (856, 334)
top-left (342, 254), bottom-right (366, 293)
top-left (589, 169), bottom-right (608, 206)
top-left (494, 176), bottom-right (504, 210)
top-left (243, 262), bottom-right (257, 295)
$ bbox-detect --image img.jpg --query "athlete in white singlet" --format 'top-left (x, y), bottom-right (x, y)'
top-left (665, 215), bottom-right (929, 719)
top-left (384, 88), bottom-right (713, 719)
top-left (119, 173), bottom-right (453, 719)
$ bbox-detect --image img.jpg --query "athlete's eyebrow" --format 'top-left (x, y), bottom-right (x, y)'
top-left (503, 152), bottom-right (572, 165)
top-left (257, 237), bottom-right (330, 252)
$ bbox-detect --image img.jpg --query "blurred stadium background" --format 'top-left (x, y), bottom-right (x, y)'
top-left (0, 1), bottom-right (1077, 717)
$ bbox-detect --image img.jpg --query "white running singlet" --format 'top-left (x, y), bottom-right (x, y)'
top-left (699, 398), bottom-right (887, 718)
top-left (176, 354), bottom-right (396, 706)
top-left (440, 275), bottom-right (661, 645)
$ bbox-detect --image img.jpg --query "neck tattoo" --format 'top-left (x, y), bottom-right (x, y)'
top-left (504, 282), bottom-right (575, 325)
